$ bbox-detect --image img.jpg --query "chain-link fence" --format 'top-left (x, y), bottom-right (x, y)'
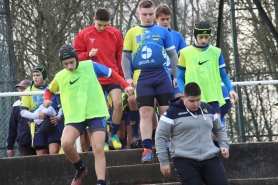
top-left (0, 0), bottom-right (18, 158)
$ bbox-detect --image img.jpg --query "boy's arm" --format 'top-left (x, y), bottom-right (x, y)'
top-left (93, 62), bottom-right (133, 95)
top-left (155, 113), bottom-right (172, 166)
top-left (73, 32), bottom-right (90, 61)
top-left (115, 31), bottom-right (124, 78)
top-left (43, 90), bottom-right (53, 108)
top-left (6, 106), bottom-right (19, 151)
top-left (20, 110), bottom-right (41, 120)
top-left (220, 68), bottom-right (233, 91)
top-left (220, 67), bottom-right (238, 102)
top-left (56, 107), bottom-right (63, 120)
top-left (177, 52), bottom-right (187, 93)
top-left (44, 78), bottom-right (59, 108)
top-left (121, 52), bottom-right (132, 80)
top-left (166, 49), bottom-right (178, 78)
top-left (212, 113), bottom-right (229, 150)
top-left (177, 68), bottom-right (185, 93)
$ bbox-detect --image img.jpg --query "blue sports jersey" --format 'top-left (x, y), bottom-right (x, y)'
top-left (20, 84), bottom-right (51, 112)
top-left (92, 61), bottom-right (111, 78)
top-left (164, 29), bottom-right (187, 68)
top-left (123, 24), bottom-right (175, 70)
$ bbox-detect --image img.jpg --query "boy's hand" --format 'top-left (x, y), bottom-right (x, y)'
top-left (221, 147), bottom-right (229, 159)
top-left (126, 79), bottom-right (136, 88)
top-left (38, 111), bottom-right (46, 119)
top-left (124, 86), bottom-right (134, 96)
top-left (43, 100), bottom-right (52, 108)
top-left (173, 78), bottom-right (178, 88)
top-left (229, 91), bottom-right (238, 103)
top-left (7, 150), bottom-right (14, 157)
top-left (50, 115), bottom-right (59, 126)
top-left (160, 164), bottom-right (171, 177)
top-left (89, 48), bottom-right (98, 57)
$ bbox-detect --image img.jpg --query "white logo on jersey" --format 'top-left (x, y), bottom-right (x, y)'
top-left (178, 112), bottom-right (188, 115)
top-left (90, 38), bottom-right (95, 44)
top-left (141, 46), bottom-right (152, 59)
top-left (163, 55), bottom-right (170, 67)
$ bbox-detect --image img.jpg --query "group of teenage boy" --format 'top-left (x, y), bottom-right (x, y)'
top-left (6, 0), bottom-right (239, 184)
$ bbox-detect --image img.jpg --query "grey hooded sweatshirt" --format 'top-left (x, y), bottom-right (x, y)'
top-left (155, 97), bottom-right (229, 166)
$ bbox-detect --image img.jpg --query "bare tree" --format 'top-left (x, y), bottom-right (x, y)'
top-left (9, 0), bottom-right (278, 143)
top-left (10, 0), bottom-right (83, 80)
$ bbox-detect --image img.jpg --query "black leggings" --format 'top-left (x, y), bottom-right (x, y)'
top-left (173, 156), bottom-right (228, 185)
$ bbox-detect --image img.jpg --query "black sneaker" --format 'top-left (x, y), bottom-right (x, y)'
top-left (132, 136), bottom-right (142, 148)
top-left (71, 167), bottom-right (88, 185)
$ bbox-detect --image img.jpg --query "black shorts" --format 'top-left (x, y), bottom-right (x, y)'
top-left (208, 101), bottom-right (220, 114)
top-left (102, 84), bottom-right (122, 94)
top-left (172, 156), bottom-right (228, 185)
top-left (18, 146), bottom-right (36, 156)
top-left (136, 93), bottom-right (173, 108)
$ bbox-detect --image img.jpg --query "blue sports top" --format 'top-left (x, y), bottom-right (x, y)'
top-left (164, 28), bottom-right (187, 68)
top-left (123, 24), bottom-right (175, 70)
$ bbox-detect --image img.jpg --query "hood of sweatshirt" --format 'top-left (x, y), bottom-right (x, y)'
top-left (168, 97), bottom-right (207, 120)
top-left (168, 97), bottom-right (185, 108)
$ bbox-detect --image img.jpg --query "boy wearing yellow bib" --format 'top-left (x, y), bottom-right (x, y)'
top-left (43, 45), bottom-right (133, 185)
top-left (176, 21), bottom-right (238, 115)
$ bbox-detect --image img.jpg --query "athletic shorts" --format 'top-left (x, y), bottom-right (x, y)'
top-left (121, 108), bottom-right (129, 121)
top-left (133, 67), bottom-right (173, 108)
top-left (18, 146), bottom-right (36, 156)
top-left (208, 101), bottom-right (220, 114)
top-left (33, 125), bottom-right (61, 148)
top-left (66, 117), bottom-right (106, 135)
top-left (220, 99), bottom-right (231, 125)
top-left (173, 156), bottom-right (228, 185)
top-left (102, 84), bottom-right (122, 94)
top-left (121, 109), bottom-right (130, 126)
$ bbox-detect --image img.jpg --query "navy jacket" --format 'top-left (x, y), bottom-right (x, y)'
top-left (6, 100), bottom-right (32, 149)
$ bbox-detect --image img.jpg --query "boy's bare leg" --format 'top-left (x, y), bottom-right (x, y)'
top-left (61, 125), bottom-right (80, 162)
top-left (91, 130), bottom-right (106, 180)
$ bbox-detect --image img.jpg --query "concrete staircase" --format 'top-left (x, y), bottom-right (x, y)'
top-left (105, 148), bottom-right (179, 185)
top-left (0, 142), bottom-right (278, 185)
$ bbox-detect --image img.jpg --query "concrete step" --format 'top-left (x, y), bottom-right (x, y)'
top-left (136, 183), bottom-right (180, 185)
top-left (228, 177), bottom-right (278, 185)
top-left (105, 148), bottom-right (161, 166)
top-left (1, 142), bottom-right (278, 185)
top-left (106, 163), bottom-right (178, 185)
top-left (136, 177), bottom-right (278, 185)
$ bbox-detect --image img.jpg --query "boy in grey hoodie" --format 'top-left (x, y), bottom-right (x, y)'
top-left (155, 82), bottom-right (229, 185)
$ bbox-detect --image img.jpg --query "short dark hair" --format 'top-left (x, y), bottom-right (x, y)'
top-left (184, 82), bottom-right (201, 97)
top-left (138, 0), bottom-right (155, 9)
top-left (155, 3), bottom-right (172, 17)
top-left (94, 8), bottom-right (110, 21)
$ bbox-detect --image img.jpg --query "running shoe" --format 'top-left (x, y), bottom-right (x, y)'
top-left (141, 148), bottom-right (152, 163)
top-left (110, 134), bottom-right (122, 149)
top-left (71, 167), bottom-right (88, 185)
